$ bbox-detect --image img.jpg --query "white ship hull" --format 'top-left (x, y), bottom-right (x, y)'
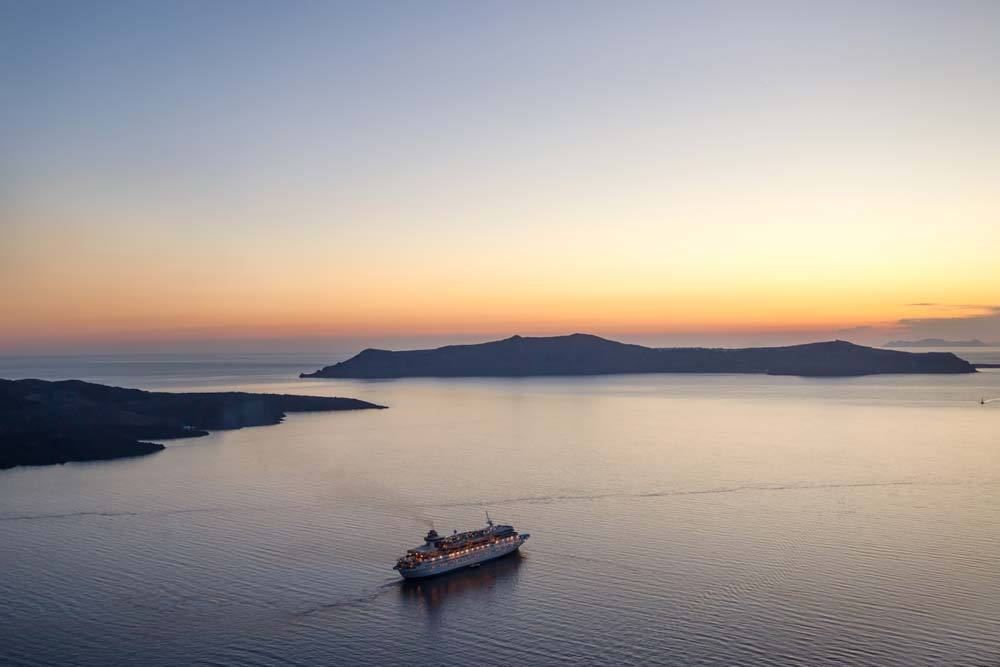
top-left (397, 535), bottom-right (528, 579)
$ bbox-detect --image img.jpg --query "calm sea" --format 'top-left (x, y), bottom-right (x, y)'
top-left (2, 351), bottom-right (999, 667)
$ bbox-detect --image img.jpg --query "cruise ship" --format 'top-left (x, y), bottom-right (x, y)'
top-left (393, 514), bottom-right (529, 579)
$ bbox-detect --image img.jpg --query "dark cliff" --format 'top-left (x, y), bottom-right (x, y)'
top-left (301, 334), bottom-right (975, 379)
top-left (0, 378), bottom-right (385, 469)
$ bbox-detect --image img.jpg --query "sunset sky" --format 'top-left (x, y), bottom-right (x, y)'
top-left (3, 2), bottom-right (999, 353)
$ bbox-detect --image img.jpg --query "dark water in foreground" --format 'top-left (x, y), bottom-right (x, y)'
top-left (1, 354), bottom-right (1000, 666)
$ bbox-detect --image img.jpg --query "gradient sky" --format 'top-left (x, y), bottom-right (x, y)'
top-left (2, 1), bottom-right (999, 353)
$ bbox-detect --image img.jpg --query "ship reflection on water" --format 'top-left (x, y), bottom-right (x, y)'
top-left (398, 551), bottom-right (525, 614)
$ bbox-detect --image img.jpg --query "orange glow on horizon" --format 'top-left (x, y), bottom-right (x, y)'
top-left (3, 2), bottom-right (999, 354)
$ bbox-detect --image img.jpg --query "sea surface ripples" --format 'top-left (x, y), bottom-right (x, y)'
top-left (1, 358), bottom-right (999, 666)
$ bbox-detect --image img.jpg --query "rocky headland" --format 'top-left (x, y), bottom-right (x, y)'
top-left (0, 378), bottom-right (385, 469)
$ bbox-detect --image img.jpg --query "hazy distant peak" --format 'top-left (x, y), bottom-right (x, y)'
top-left (884, 338), bottom-right (988, 348)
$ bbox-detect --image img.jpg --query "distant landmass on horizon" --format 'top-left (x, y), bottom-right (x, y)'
top-left (301, 334), bottom-right (976, 379)
top-left (884, 338), bottom-right (990, 348)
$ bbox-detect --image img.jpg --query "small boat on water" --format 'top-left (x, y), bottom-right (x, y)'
top-left (393, 513), bottom-right (529, 579)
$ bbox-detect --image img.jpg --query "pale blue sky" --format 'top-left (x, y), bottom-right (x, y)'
top-left (2, 1), bottom-right (999, 352)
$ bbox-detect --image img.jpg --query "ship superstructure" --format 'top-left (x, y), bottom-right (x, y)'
top-left (393, 514), bottom-right (529, 579)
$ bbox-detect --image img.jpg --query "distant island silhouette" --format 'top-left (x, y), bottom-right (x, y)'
top-left (0, 379), bottom-right (385, 469)
top-left (884, 338), bottom-right (990, 348)
top-left (301, 333), bottom-right (976, 379)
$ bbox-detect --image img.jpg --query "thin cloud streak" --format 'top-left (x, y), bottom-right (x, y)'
top-left (833, 306), bottom-right (1000, 345)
